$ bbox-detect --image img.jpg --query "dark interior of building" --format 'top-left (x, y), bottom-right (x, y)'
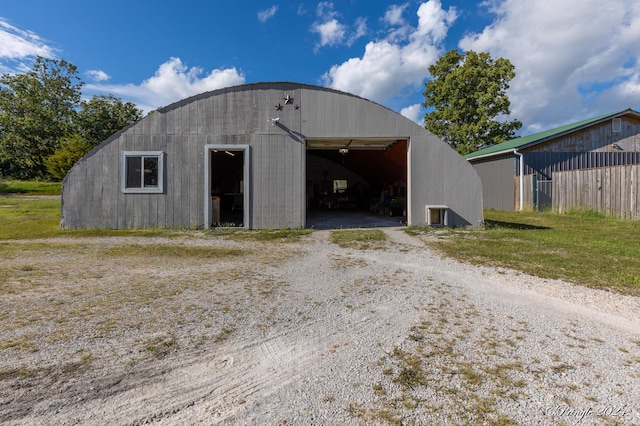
top-left (210, 150), bottom-right (245, 226)
top-left (209, 139), bottom-right (408, 228)
top-left (306, 139), bottom-right (407, 217)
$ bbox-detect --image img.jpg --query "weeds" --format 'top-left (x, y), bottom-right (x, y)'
top-left (330, 229), bottom-right (387, 249)
top-left (408, 209), bottom-right (640, 295)
top-left (143, 335), bottom-right (178, 359)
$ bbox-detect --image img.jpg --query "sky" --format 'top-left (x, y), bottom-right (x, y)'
top-left (1, 0), bottom-right (639, 136)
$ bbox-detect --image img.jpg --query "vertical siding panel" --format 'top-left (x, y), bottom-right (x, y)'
top-left (293, 135), bottom-right (304, 227)
top-left (189, 101), bottom-right (198, 135)
top-left (116, 137), bottom-right (126, 229)
top-left (170, 136), bottom-right (181, 228)
top-left (253, 138), bottom-right (264, 229)
top-left (157, 135), bottom-right (167, 228)
top-left (249, 139), bottom-right (258, 229)
top-left (280, 140), bottom-right (288, 227)
top-left (272, 139), bottom-right (280, 228)
top-left (264, 135), bottom-right (272, 229)
top-left (108, 138), bottom-right (120, 228)
top-left (254, 135), bottom-right (264, 229)
top-left (163, 135), bottom-right (173, 227)
top-left (190, 135), bottom-right (201, 228)
top-left (180, 136), bottom-right (191, 227)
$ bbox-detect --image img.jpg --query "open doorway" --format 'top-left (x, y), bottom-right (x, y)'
top-left (306, 139), bottom-right (408, 229)
top-left (205, 145), bottom-right (249, 228)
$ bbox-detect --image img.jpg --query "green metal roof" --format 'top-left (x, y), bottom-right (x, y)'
top-left (465, 108), bottom-right (638, 160)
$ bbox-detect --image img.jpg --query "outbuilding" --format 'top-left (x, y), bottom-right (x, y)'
top-left (61, 82), bottom-right (483, 229)
top-left (466, 108), bottom-right (640, 211)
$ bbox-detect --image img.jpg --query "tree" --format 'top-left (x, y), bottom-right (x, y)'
top-left (423, 50), bottom-right (522, 155)
top-left (42, 96), bottom-right (142, 180)
top-left (44, 134), bottom-right (91, 180)
top-left (0, 57), bottom-right (83, 179)
top-left (77, 94), bottom-right (142, 148)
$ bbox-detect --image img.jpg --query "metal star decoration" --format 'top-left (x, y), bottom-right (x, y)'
top-left (283, 94), bottom-right (294, 105)
top-left (274, 103), bottom-right (283, 111)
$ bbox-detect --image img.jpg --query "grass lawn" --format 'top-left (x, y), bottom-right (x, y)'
top-left (0, 195), bottom-right (312, 241)
top-left (411, 209), bottom-right (640, 296)
top-left (0, 180), bottom-right (62, 195)
top-left (1, 190), bottom-right (638, 296)
top-left (0, 198), bottom-right (62, 239)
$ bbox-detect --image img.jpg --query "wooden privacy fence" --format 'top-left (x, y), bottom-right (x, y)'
top-left (553, 165), bottom-right (640, 219)
top-left (514, 175), bottom-right (535, 211)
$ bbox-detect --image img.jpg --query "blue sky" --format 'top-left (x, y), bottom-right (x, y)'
top-left (1, 0), bottom-right (639, 135)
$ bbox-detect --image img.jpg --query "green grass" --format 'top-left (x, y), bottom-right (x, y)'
top-left (0, 196), bottom-right (313, 242)
top-left (411, 209), bottom-right (640, 295)
top-left (3, 193), bottom-right (639, 296)
top-left (103, 243), bottom-right (246, 259)
top-left (220, 228), bottom-right (313, 241)
top-left (0, 198), bottom-right (61, 239)
top-left (330, 229), bottom-right (387, 249)
top-left (0, 180), bottom-right (62, 195)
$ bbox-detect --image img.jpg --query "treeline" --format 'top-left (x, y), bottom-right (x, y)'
top-left (0, 57), bottom-right (143, 180)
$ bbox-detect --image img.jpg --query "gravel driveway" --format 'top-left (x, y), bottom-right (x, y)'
top-left (1, 228), bottom-right (639, 425)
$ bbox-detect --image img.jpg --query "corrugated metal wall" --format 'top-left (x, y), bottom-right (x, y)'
top-left (523, 152), bottom-right (640, 180)
top-left (62, 83), bottom-right (483, 229)
top-left (470, 154), bottom-right (515, 210)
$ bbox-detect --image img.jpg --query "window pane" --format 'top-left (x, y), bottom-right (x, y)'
top-left (333, 179), bottom-right (347, 194)
top-left (126, 156), bottom-right (142, 188)
top-left (143, 157), bottom-right (158, 187)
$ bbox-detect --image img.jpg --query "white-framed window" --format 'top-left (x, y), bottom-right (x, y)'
top-left (612, 118), bottom-right (622, 133)
top-left (121, 151), bottom-right (164, 193)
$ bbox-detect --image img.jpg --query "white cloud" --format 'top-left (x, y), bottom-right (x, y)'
top-left (459, 0), bottom-right (640, 133)
top-left (86, 57), bottom-right (245, 112)
top-left (311, 2), bottom-right (367, 51)
top-left (349, 17), bottom-right (368, 44)
top-left (384, 3), bottom-right (409, 26)
top-left (0, 18), bottom-right (55, 74)
top-left (258, 6), bottom-right (278, 23)
top-left (312, 19), bottom-right (347, 49)
top-left (400, 103), bottom-right (423, 124)
top-left (0, 18), bottom-right (54, 59)
top-left (86, 69), bottom-right (109, 82)
top-left (322, 0), bottom-right (457, 104)
top-left (316, 2), bottom-right (338, 19)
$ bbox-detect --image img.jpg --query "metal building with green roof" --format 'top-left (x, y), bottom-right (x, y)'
top-left (465, 108), bottom-right (640, 211)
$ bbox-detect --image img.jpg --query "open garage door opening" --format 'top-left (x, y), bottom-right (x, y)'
top-left (306, 138), bottom-right (408, 230)
top-left (208, 147), bottom-right (248, 228)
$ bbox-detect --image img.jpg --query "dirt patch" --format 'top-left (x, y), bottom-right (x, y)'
top-left (1, 229), bottom-right (639, 425)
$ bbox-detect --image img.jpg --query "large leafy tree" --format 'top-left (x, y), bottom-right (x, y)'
top-left (423, 50), bottom-right (522, 155)
top-left (77, 94), bottom-right (142, 148)
top-left (42, 96), bottom-right (143, 179)
top-left (0, 57), bottom-right (143, 180)
top-left (0, 57), bottom-right (83, 179)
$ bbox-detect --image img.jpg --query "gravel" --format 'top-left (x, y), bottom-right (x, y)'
top-left (1, 228), bottom-right (638, 425)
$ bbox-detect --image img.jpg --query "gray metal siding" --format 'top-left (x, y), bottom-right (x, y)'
top-left (523, 152), bottom-right (640, 180)
top-left (471, 154), bottom-right (515, 211)
top-left (62, 83), bottom-right (483, 229)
